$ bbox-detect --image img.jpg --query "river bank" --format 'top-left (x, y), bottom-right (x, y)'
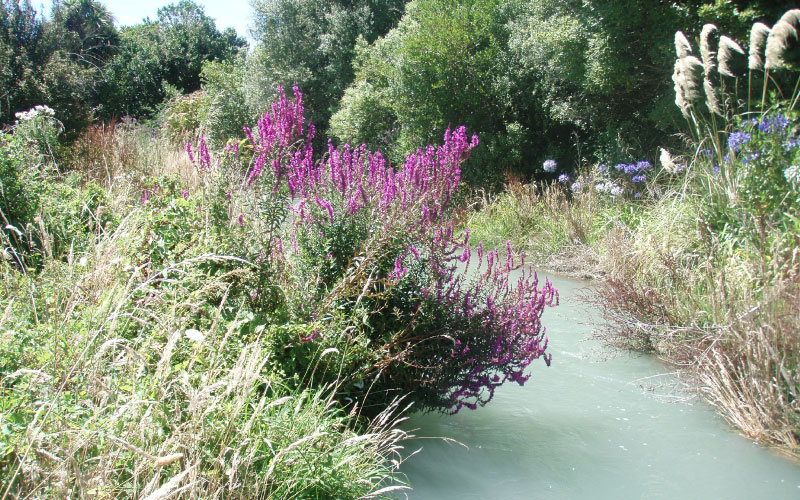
top-left (397, 273), bottom-right (800, 499)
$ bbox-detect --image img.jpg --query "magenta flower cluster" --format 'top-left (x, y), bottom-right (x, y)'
top-left (197, 87), bottom-right (557, 414)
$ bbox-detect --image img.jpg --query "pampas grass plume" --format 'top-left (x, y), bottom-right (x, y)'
top-left (749, 22), bottom-right (771, 70)
top-left (673, 55), bottom-right (704, 116)
top-left (719, 35), bottom-right (746, 77)
top-left (766, 9), bottom-right (800, 70)
top-left (675, 31), bottom-right (692, 59)
top-left (700, 24), bottom-right (720, 73)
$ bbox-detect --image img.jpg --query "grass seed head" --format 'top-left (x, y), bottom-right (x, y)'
top-left (675, 31), bottom-right (693, 59)
top-left (718, 35), bottom-right (746, 77)
top-left (766, 10), bottom-right (800, 70)
top-left (749, 22), bottom-right (771, 70)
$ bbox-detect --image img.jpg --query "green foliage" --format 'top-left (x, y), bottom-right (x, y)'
top-left (0, 132), bottom-right (41, 262)
top-left (248, 0), bottom-right (405, 137)
top-left (99, 0), bottom-right (245, 119)
top-left (332, 0), bottom-right (515, 184)
top-left (198, 55), bottom-right (254, 147)
top-left (0, 0), bottom-right (46, 126)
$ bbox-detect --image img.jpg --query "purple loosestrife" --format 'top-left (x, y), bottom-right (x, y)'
top-left (230, 88), bottom-right (556, 414)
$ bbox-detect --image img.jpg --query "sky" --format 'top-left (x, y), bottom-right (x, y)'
top-left (36, 0), bottom-right (255, 40)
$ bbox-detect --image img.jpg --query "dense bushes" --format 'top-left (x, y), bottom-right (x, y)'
top-left (469, 9), bottom-right (800, 450)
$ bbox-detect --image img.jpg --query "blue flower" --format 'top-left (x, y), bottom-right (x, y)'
top-left (543, 159), bottom-right (557, 172)
top-left (615, 162), bottom-right (627, 171)
top-left (558, 173), bottom-right (570, 183)
top-left (759, 113), bottom-right (790, 134)
top-left (636, 160), bottom-right (652, 171)
top-left (713, 165), bottom-right (720, 174)
top-left (741, 152), bottom-right (760, 164)
top-left (727, 131), bottom-right (751, 152)
top-left (783, 137), bottom-right (800, 150)
top-left (598, 164), bottom-right (608, 175)
top-left (631, 174), bottom-right (646, 183)
top-left (634, 192), bottom-right (642, 199)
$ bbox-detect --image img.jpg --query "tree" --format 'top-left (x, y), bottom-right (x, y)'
top-left (331, 0), bottom-right (523, 184)
top-left (98, 0), bottom-right (245, 119)
top-left (247, 0), bottom-right (405, 138)
top-left (0, 0), bottom-right (45, 126)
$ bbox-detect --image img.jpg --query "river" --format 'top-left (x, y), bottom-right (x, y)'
top-left (396, 273), bottom-right (800, 499)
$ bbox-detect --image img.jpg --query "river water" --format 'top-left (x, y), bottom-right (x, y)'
top-left (396, 273), bottom-right (800, 499)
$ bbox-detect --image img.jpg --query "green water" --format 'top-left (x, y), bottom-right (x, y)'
top-left (397, 274), bottom-right (800, 499)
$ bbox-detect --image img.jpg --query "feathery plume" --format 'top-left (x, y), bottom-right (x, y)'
top-left (749, 22), bottom-right (771, 70)
top-left (700, 24), bottom-right (722, 115)
top-left (673, 55), bottom-right (704, 116)
top-left (704, 78), bottom-right (723, 115)
top-left (700, 24), bottom-right (720, 73)
top-left (675, 31), bottom-right (693, 59)
top-left (659, 147), bottom-right (675, 172)
top-left (719, 35), bottom-right (746, 77)
top-left (766, 10), bottom-right (800, 70)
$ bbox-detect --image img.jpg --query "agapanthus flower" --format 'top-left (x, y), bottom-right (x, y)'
top-left (631, 174), bottom-right (646, 183)
top-left (571, 181), bottom-right (582, 192)
top-left (558, 173), bottom-right (570, 183)
top-left (727, 131), bottom-right (751, 152)
top-left (610, 185), bottom-right (624, 197)
top-left (543, 159), bottom-right (557, 172)
top-left (759, 113), bottom-right (790, 134)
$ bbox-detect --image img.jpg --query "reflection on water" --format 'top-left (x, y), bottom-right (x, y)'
top-left (397, 274), bottom-right (800, 499)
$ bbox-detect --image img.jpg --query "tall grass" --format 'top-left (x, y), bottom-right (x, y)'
top-left (0, 122), bottom-right (411, 498)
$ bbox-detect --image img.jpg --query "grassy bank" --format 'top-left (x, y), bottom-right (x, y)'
top-left (0, 88), bottom-right (559, 497)
top-left (0, 115), bottom-right (411, 498)
top-left (470, 111), bottom-right (800, 450)
top-left (470, 14), bottom-right (800, 452)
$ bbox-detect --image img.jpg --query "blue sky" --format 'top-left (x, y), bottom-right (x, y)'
top-left (36, 0), bottom-right (255, 39)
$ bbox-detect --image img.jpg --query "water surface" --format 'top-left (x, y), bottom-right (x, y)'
top-left (398, 274), bottom-right (800, 499)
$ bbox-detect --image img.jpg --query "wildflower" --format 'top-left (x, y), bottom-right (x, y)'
top-left (634, 192), bottom-right (642, 199)
top-left (631, 174), bottom-right (646, 183)
top-left (571, 181), bottom-right (582, 192)
top-left (741, 152), bottom-right (760, 164)
top-left (185, 141), bottom-right (195, 164)
top-left (784, 164), bottom-right (800, 184)
top-left (543, 159), bottom-right (557, 172)
top-left (783, 137), bottom-right (800, 150)
top-left (182, 189), bottom-right (189, 200)
top-left (759, 113), bottom-right (790, 134)
top-left (636, 160), bottom-right (652, 171)
top-left (237, 214), bottom-right (245, 226)
top-left (558, 173), bottom-right (570, 183)
top-left (598, 164), bottom-right (608, 175)
top-left (727, 131), bottom-right (751, 152)
top-left (185, 328), bottom-right (205, 342)
top-left (713, 165), bottom-right (720, 174)
top-left (609, 185), bottom-right (624, 197)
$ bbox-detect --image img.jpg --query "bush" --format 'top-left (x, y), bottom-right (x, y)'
top-left (222, 87), bottom-right (559, 413)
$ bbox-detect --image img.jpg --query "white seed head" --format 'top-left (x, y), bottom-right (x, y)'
top-left (700, 24), bottom-right (720, 73)
top-left (766, 11), bottom-right (800, 70)
top-left (749, 22), bottom-right (771, 70)
top-left (675, 31), bottom-right (693, 58)
top-left (718, 35), bottom-right (746, 77)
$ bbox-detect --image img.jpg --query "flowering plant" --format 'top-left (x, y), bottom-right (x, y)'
top-left (200, 87), bottom-right (558, 413)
